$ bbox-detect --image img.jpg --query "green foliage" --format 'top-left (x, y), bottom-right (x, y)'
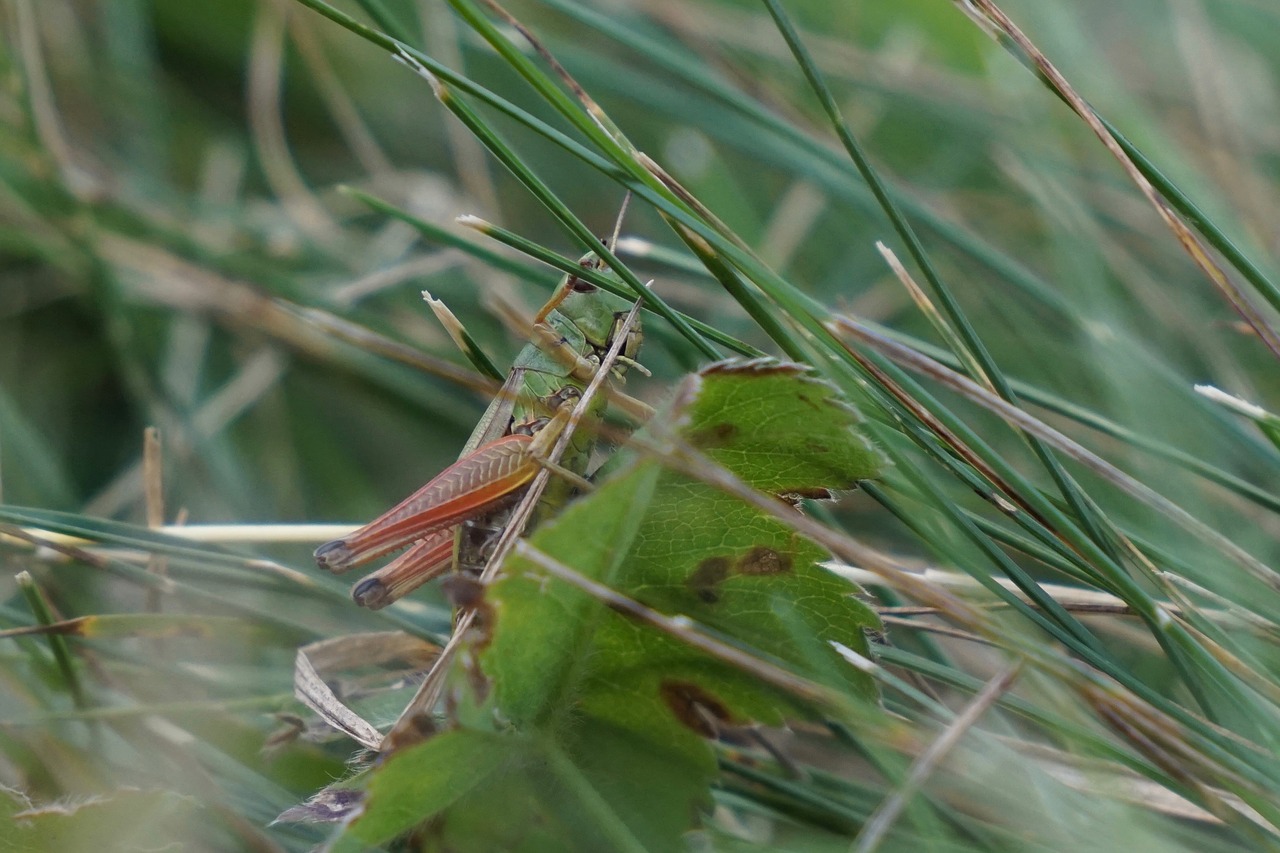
top-left (4, 0), bottom-right (1280, 850)
top-left (330, 360), bottom-right (884, 849)
top-left (2, 787), bottom-right (206, 852)
top-left (336, 730), bottom-right (509, 850)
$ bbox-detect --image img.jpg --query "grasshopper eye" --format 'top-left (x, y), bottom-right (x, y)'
top-left (569, 276), bottom-right (597, 294)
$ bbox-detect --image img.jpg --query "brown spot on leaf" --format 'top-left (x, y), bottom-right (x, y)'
top-left (736, 546), bottom-right (792, 576)
top-left (689, 421), bottom-right (738, 449)
top-left (659, 680), bottom-right (734, 738)
top-left (781, 487), bottom-right (835, 501)
top-left (379, 712), bottom-right (438, 755)
top-left (688, 556), bottom-right (731, 603)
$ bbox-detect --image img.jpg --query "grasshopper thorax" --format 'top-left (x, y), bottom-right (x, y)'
top-left (555, 252), bottom-right (643, 370)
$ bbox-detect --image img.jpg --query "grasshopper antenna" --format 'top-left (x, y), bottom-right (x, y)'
top-left (606, 190), bottom-right (632, 254)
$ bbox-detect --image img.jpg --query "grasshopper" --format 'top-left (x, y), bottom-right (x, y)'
top-left (315, 252), bottom-right (644, 609)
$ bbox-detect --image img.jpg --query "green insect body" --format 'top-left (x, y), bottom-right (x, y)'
top-left (454, 255), bottom-right (642, 574)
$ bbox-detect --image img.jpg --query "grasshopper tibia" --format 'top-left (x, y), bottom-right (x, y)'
top-left (350, 528), bottom-right (456, 610)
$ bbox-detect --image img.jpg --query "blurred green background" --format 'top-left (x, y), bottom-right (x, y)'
top-left (3, 0), bottom-right (1279, 849)
top-left (6, 0), bottom-right (1279, 523)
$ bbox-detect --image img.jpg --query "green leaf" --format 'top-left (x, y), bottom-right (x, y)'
top-left (484, 463), bottom-right (661, 728)
top-left (553, 718), bottom-right (712, 850)
top-left (324, 359), bottom-right (886, 850)
top-left (338, 727), bottom-right (700, 852)
top-left (489, 358), bottom-right (882, 715)
top-left (334, 729), bottom-right (510, 850)
top-left (479, 358), bottom-right (884, 844)
top-left (675, 359), bottom-right (885, 493)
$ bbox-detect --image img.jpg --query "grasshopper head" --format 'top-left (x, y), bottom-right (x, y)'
top-left (556, 252), bottom-right (644, 369)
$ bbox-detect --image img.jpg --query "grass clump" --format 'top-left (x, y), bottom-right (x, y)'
top-left (2, 0), bottom-right (1279, 849)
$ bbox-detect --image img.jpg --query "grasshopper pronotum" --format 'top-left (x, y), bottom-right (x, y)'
top-left (315, 246), bottom-right (645, 609)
